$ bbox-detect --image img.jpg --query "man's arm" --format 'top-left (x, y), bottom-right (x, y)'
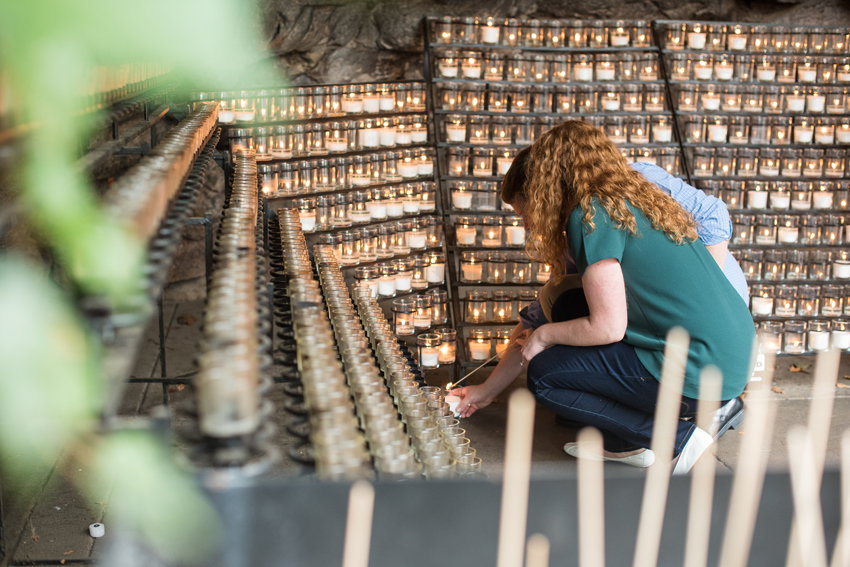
top-left (705, 242), bottom-right (727, 269)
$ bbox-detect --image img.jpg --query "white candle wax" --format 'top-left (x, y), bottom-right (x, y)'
top-left (482, 26), bottom-right (500, 44)
top-left (351, 174), bottom-right (371, 186)
top-left (461, 263), bottom-right (483, 281)
top-left (299, 215), bottom-right (316, 232)
top-left (469, 340), bottom-right (491, 360)
top-left (446, 126), bottom-right (466, 142)
top-left (602, 99), bottom-right (621, 111)
top-left (418, 161), bottom-right (434, 175)
top-left (756, 234), bottom-right (776, 245)
top-left (757, 68), bottom-right (776, 81)
top-left (799, 68), bottom-right (817, 82)
top-left (775, 303), bottom-right (796, 317)
top-left (482, 232), bottom-right (501, 247)
top-left (778, 227), bottom-right (799, 243)
top-left (360, 130), bottom-right (379, 148)
top-left (794, 128), bottom-right (814, 144)
top-left (439, 65), bottom-right (458, 78)
top-left (813, 192), bottom-right (834, 209)
top-left (596, 67), bottom-right (616, 81)
top-left (427, 263), bottom-right (445, 283)
top-left (370, 204), bottom-right (388, 220)
top-left (399, 163), bottom-right (419, 178)
top-left (342, 99), bottom-right (363, 113)
top-left (350, 211), bottom-right (372, 223)
top-left (445, 394), bottom-right (462, 417)
top-left (575, 66), bottom-right (593, 81)
top-left (362, 97), bottom-right (380, 113)
top-left (378, 279), bottom-right (396, 296)
top-left (414, 313), bottom-right (432, 328)
top-left (751, 296), bottom-right (774, 315)
top-left (420, 348), bottom-right (439, 368)
top-left (462, 64), bottom-right (482, 79)
top-left (807, 95), bottom-right (826, 113)
top-left (809, 331), bottom-right (830, 351)
top-left (786, 96), bottom-right (806, 112)
top-left (823, 301), bottom-right (842, 316)
top-left (497, 158), bottom-right (513, 174)
top-left (235, 110), bottom-right (255, 122)
top-left (715, 64), bottom-right (734, 80)
top-left (456, 227), bottom-right (476, 245)
top-left (378, 129), bottom-right (395, 147)
top-left (701, 95), bottom-right (721, 111)
top-left (387, 201), bottom-right (404, 217)
top-left (791, 199), bottom-right (810, 210)
top-left (395, 276), bottom-right (412, 291)
top-left (833, 261), bottom-right (850, 279)
top-left (218, 111), bottom-right (235, 124)
top-left (653, 126), bottom-right (673, 143)
top-left (688, 32), bottom-right (707, 49)
top-left (412, 130), bottom-right (428, 143)
top-left (379, 96), bottom-right (395, 111)
top-left (728, 35), bottom-right (747, 50)
top-left (708, 124), bottom-right (728, 143)
top-left (505, 225), bottom-right (526, 245)
top-left (748, 191), bottom-right (768, 209)
top-left (402, 200), bottom-right (420, 214)
top-left (328, 140), bottom-right (348, 153)
top-left (630, 132), bottom-right (650, 144)
top-left (408, 234), bottom-right (427, 248)
top-left (816, 132), bottom-right (834, 144)
top-left (838, 128), bottom-right (850, 143)
top-left (838, 71), bottom-right (850, 82)
top-left (694, 65), bottom-right (713, 80)
top-left (452, 193), bottom-right (473, 209)
top-left (832, 330), bottom-right (850, 349)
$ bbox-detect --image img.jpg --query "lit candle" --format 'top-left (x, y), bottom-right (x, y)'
top-left (688, 29), bottom-right (707, 49)
top-left (778, 225), bottom-right (799, 243)
top-left (809, 330), bottom-right (830, 351)
top-left (505, 225), bottom-right (526, 246)
top-left (482, 229), bottom-right (501, 247)
top-left (834, 261), bottom-right (850, 279)
top-left (708, 123), bottom-right (728, 143)
top-left (832, 330), bottom-right (850, 349)
top-left (420, 346), bottom-right (440, 367)
top-left (461, 262), bottom-right (483, 281)
top-left (653, 124), bottom-right (673, 143)
top-left (751, 296), bottom-right (774, 315)
top-left (701, 93), bottom-right (721, 111)
top-left (714, 63), bottom-right (734, 80)
top-left (748, 191), bottom-right (768, 209)
top-left (469, 339), bottom-right (491, 360)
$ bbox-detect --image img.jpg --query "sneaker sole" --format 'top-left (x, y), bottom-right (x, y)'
top-left (713, 407), bottom-right (746, 443)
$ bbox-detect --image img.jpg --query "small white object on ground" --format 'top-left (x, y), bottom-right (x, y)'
top-left (89, 523), bottom-right (105, 538)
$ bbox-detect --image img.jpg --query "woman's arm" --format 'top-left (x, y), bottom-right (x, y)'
top-left (519, 258), bottom-right (628, 362)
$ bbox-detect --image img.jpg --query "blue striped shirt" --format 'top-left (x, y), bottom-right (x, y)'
top-left (520, 163), bottom-right (749, 329)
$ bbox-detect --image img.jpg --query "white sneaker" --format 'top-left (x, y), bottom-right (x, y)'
top-left (565, 443), bottom-right (655, 468)
top-left (672, 427), bottom-right (713, 475)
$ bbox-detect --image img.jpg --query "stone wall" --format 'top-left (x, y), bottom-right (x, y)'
top-left (259, 0), bottom-right (850, 85)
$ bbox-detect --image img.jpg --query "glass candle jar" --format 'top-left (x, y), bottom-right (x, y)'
top-left (465, 291), bottom-right (488, 323)
top-left (775, 285), bottom-right (798, 317)
top-left (783, 149), bottom-right (803, 178)
top-left (468, 329), bottom-right (492, 361)
top-left (418, 334), bottom-right (441, 370)
top-left (377, 263), bottom-right (398, 297)
top-left (427, 290), bottom-right (448, 325)
top-left (460, 252), bottom-right (484, 283)
top-left (354, 266), bottom-right (380, 297)
top-left (798, 285), bottom-right (821, 317)
top-left (786, 250), bottom-right (808, 280)
top-left (763, 249), bottom-right (784, 280)
top-left (360, 227), bottom-right (379, 262)
top-left (413, 295), bottom-right (433, 329)
top-left (392, 298), bottom-right (416, 336)
top-left (760, 148), bottom-right (781, 177)
top-left (455, 216), bottom-right (477, 246)
top-left (411, 256), bottom-right (429, 290)
top-left (508, 254), bottom-right (532, 284)
top-left (492, 291), bottom-right (515, 323)
top-left (481, 217), bottom-right (503, 247)
top-left (832, 319), bottom-right (850, 350)
top-left (778, 215), bottom-right (800, 244)
top-left (733, 214), bottom-right (755, 245)
top-left (485, 252), bottom-right (507, 284)
top-left (751, 284), bottom-right (775, 316)
top-left (426, 252), bottom-right (446, 285)
top-left (340, 230), bottom-right (361, 265)
top-left (822, 285), bottom-right (844, 316)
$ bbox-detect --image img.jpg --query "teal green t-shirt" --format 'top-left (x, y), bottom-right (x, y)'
top-left (566, 198), bottom-right (755, 401)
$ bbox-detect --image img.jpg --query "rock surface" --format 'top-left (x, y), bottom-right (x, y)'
top-left (261, 0), bottom-right (850, 84)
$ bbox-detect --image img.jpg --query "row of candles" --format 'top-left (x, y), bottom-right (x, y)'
top-left (105, 103), bottom-right (219, 240)
top-left (431, 17), bottom-right (654, 48)
top-left (666, 53), bottom-right (850, 84)
top-left (282, 185), bottom-right (436, 229)
top-left (449, 183), bottom-right (514, 211)
top-left (353, 258), bottom-right (447, 295)
top-left (254, 152), bottom-right (435, 197)
top-left (307, 218), bottom-right (443, 260)
top-left (349, 287), bottom-right (480, 478)
top-left (202, 83), bottom-right (427, 124)
top-left (676, 85), bottom-right (850, 115)
top-left (434, 51), bottom-right (661, 83)
top-left (661, 22), bottom-right (849, 55)
top-left (682, 116), bottom-right (850, 146)
top-left (736, 249), bottom-right (850, 281)
top-left (731, 214), bottom-right (849, 246)
top-left (444, 114), bottom-right (675, 145)
top-left (196, 149), bottom-right (261, 440)
top-left (463, 290), bottom-right (539, 324)
top-left (446, 146), bottom-right (682, 177)
top-left (458, 252), bottom-right (552, 284)
top-left (454, 218), bottom-right (526, 248)
top-left (691, 146), bottom-right (850, 178)
top-left (465, 328), bottom-right (517, 361)
top-left (757, 319), bottom-right (850, 354)
top-left (227, 117), bottom-right (430, 160)
top-left (701, 181), bottom-right (850, 209)
top-left (439, 80), bottom-right (667, 112)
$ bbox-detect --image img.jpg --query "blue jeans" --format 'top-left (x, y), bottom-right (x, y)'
top-left (527, 288), bottom-right (698, 456)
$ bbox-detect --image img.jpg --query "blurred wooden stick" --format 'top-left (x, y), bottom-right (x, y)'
top-left (787, 426), bottom-right (828, 567)
top-left (828, 431), bottom-right (850, 567)
top-left (578, 427), bottom-right (606, 567)
top-left (526, 534), bottom-right (551, 567)
top-left (496, 389), bottom-right (536, 567)
top-left (683, 367), bottom-right (722, 567)
top-left (633, 327), bottom-right (689, 567)
top-left (786, 348), bottom-right (840, 567)
top-left (341, 480), bottom-right (375, 567)
top-left (718, 347), bottom-right (777, 567)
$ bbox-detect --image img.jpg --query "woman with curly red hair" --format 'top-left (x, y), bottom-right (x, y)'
top-left (457, 120), bottom-right (755, 473)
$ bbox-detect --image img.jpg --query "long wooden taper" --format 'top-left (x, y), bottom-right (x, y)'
top-left (578, 427), bottom-right (606, 567)
top-left (341, 480), bottom-right (375, 567)
top-left (787, 426), bottom-right (828, 567)
top-left (632, 326), bottom-right (690, 567)
top-left (526, 534), bottom-right (551, 567)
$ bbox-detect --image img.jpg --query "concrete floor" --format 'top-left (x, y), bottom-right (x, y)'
top-left (3, 297), bottom-right (850, 566)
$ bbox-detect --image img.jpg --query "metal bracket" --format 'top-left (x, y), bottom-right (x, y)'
top-left (115, 141), bottom-right (151, 156)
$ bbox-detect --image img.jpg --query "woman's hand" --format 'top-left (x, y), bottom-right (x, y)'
top-left (517, 326), bottom-right (550, 364)
top-left (456, 385), bottom-right (494, 418)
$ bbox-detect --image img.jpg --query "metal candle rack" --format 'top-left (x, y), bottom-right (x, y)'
top-left (658, 20), bottom-right (850, 356)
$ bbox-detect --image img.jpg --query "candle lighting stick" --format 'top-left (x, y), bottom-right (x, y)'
top-left (577, 427), bottom-right (606, 567)
top-left (829, 432), bottom-right (850, 567)
top-left (341, 480), bottom-right (376, 567)
top-left (526, 534), bottom-right (551, 567)
top-left (632, 326), bottom-right (690, 567)
top-left (717, 347), bottom-right (778, 567)
top-left (786, 348), bottom-right (841, 567)
top-left (496, 389), bottom-right (536, 567)
top-left (787, 427), bottom-right (829, 567)
top-left (444, 349), bottom-right (504, 391)
top-left (682, 367), bottom-right (723, 567)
